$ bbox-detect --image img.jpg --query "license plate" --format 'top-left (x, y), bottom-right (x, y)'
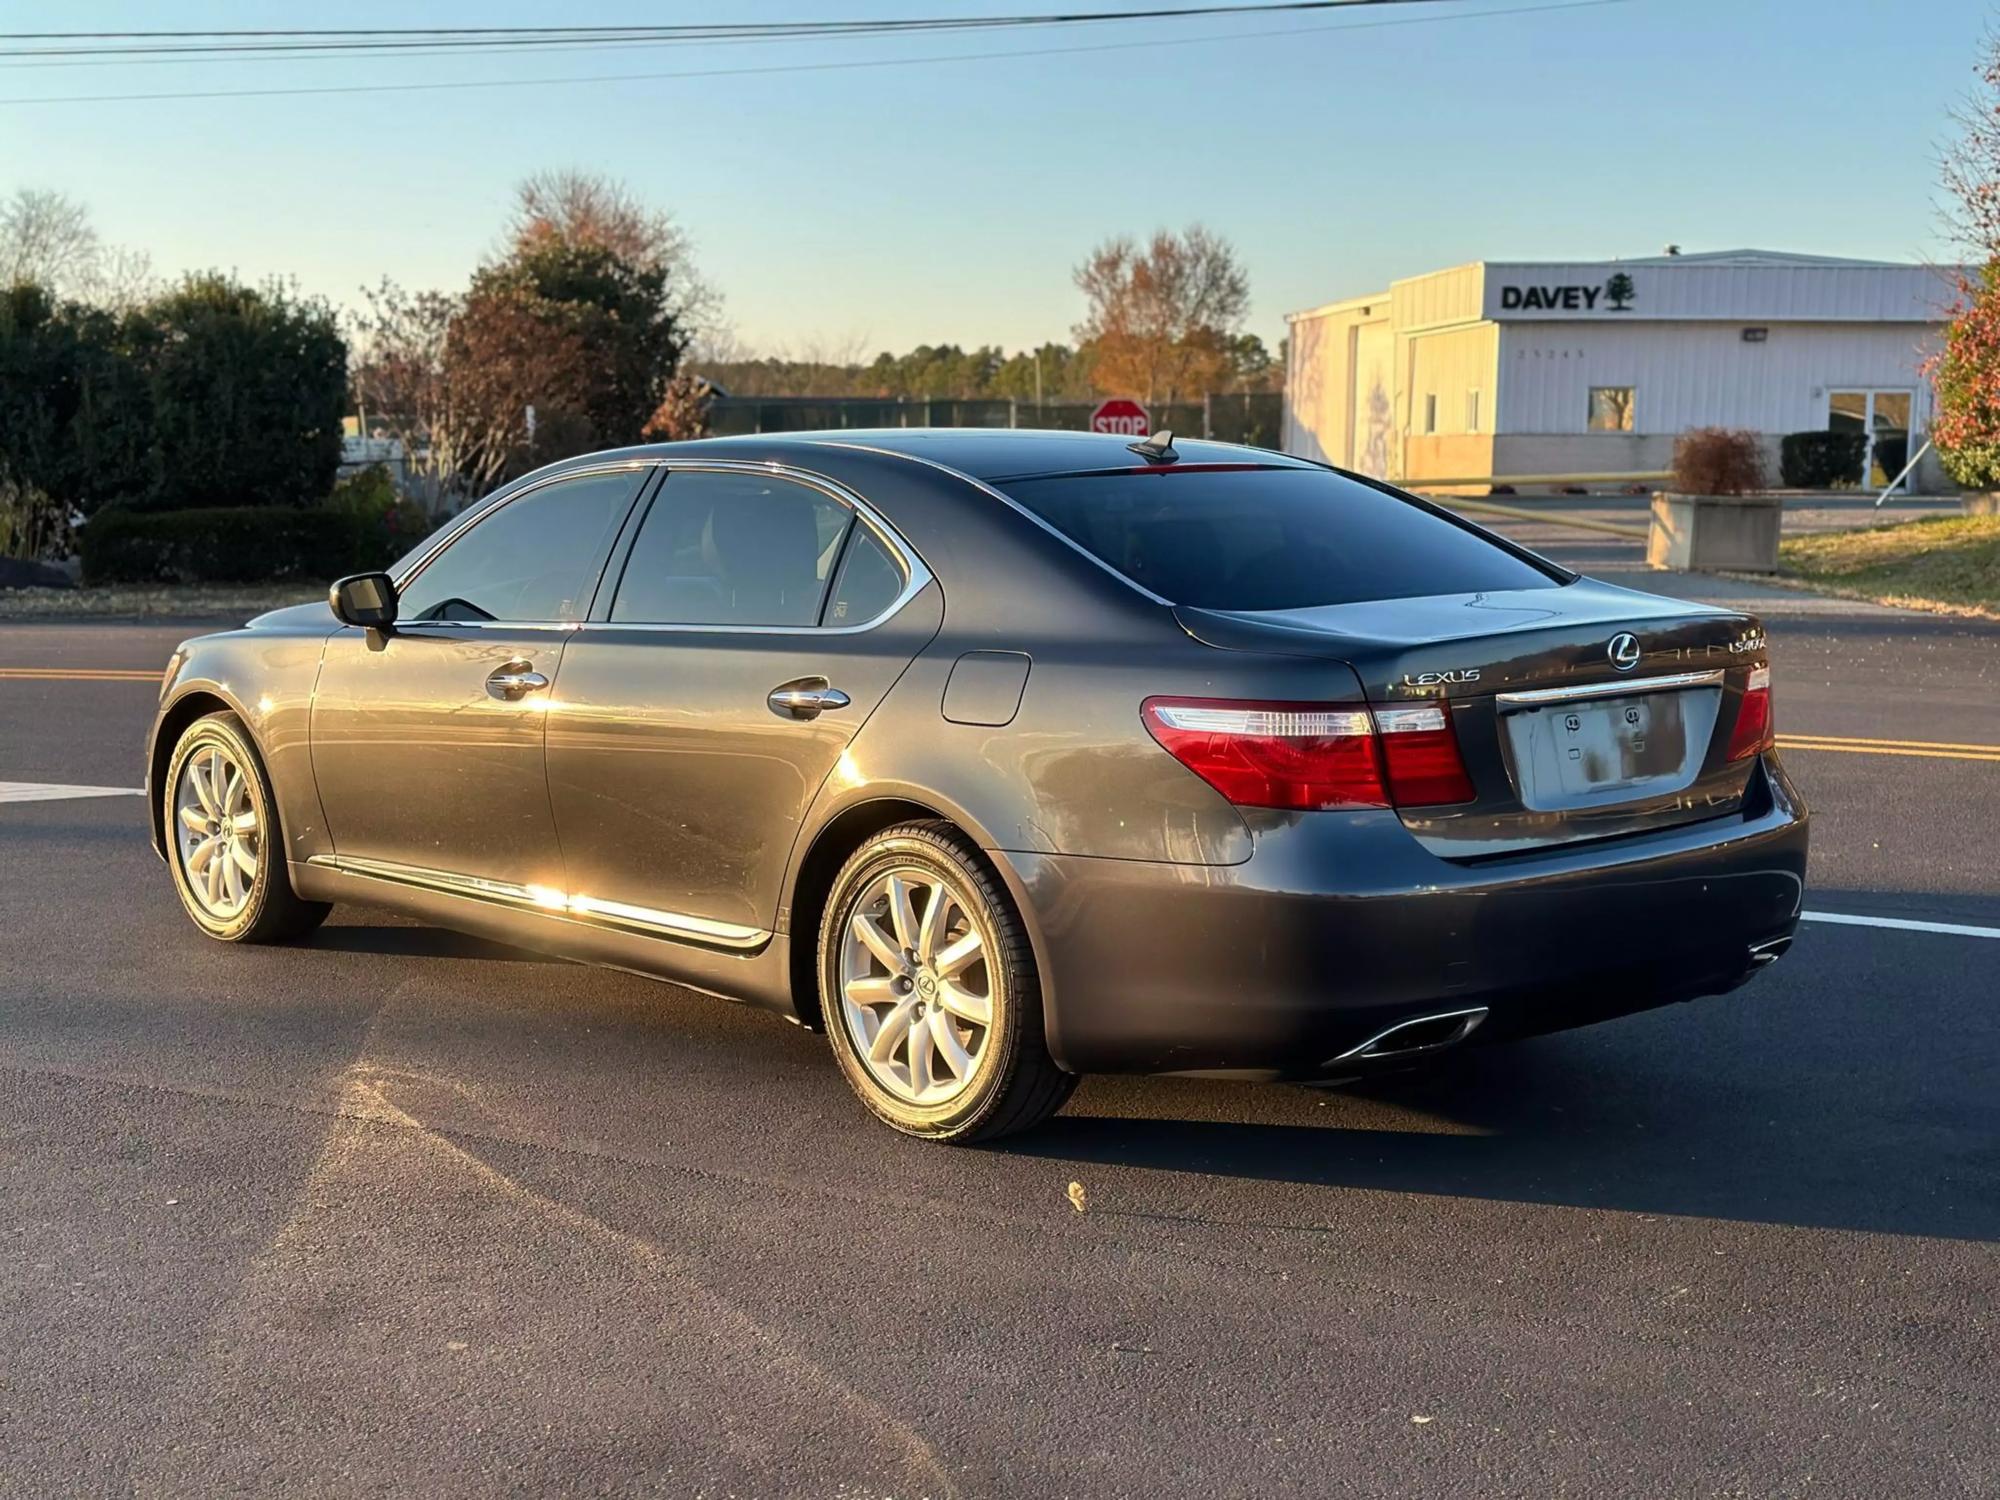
top-left (1503, 691), bottom-right (1702, 809)
top-left (1549, 697), bottom-right (1678, 794)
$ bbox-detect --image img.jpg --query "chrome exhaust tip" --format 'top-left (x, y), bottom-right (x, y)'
top-left (1748, 935), bottom-right (1792, 967)
top-left (1334, 1006), bottom-right (1489, 1063)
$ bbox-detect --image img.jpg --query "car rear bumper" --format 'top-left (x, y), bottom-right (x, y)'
top-left (998, 754), bottom-right (1808, 1078)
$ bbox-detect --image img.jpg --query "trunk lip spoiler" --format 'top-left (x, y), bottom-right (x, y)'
top-left (1494, 669), bottom-right (1726, 708)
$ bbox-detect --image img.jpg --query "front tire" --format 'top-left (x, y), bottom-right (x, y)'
top-left (162, 711), bottom-right (330, 944)
top-left (819, 821), bottom-right (1073, 1142)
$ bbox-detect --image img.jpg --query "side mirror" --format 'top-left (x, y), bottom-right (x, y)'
top-left (330, 572), bottom-right (399, 631)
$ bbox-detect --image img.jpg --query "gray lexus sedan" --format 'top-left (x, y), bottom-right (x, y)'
top-left (147, 429), bottom-right (1807, 1141)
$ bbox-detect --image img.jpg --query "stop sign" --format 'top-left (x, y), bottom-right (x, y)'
top-left (1088, 398), bottom-right (1149, 437)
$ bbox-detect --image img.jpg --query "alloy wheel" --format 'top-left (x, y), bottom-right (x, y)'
top-left (173, 743), bottom-right (261, 921)
top-left (839, 866), bottom-right (994, 1106)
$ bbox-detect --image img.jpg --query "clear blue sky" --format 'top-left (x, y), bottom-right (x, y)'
top-left (0, 0), bottom-right (1987, 356)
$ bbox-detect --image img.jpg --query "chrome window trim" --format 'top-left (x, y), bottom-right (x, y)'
top-left (1495, 669), bottom-right (1726, 708)
top-left (386, 459), bottom-right (659, 617)
top-left (814, 439), bottom-right (1176, 607)
top-left (583, 457), bottom-right (935, 637)
top-left (305, 853), bottom-right (769, 950)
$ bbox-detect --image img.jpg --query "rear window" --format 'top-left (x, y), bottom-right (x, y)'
top-left (998, 467), bottom-right (1562, 610)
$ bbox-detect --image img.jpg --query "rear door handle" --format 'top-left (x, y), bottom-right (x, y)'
top-left (487, 662), bottom-right (550, 700)
top-left (768, 680), bottom-right (851, 720)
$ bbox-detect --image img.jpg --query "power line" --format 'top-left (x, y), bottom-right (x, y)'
top-left (0, 0), bottom-right (1627, 106)
top-left (0, 2), bottom-right (1543, 49)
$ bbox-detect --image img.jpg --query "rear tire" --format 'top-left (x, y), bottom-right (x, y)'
top-left (819, 821), bottom-right (1073, 1142)
top-left (163, 711), bottom-right (330, 944)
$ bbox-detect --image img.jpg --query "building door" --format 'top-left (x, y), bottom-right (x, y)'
top-left (1828, 390), bottom-right (1914, 490)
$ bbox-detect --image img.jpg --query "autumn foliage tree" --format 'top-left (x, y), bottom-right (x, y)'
top-left (1933, 34), bottom-right (2000, 489)
top-left (1072, 225), bottom-right (1250, 405)
top-left (350, 172), bottom-right (703, 497)
top-left (444, 240), bottom-right (688, 490)
top-left (506, 168), bottom-right (716, 334)
top-left (1931, 261), bottom-right (2000, 489)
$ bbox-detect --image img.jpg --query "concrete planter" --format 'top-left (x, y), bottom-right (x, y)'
top-left (1962, 492), bottom-right (2000, 517)
top-left (1646, 492), bottom-right (1783, 574)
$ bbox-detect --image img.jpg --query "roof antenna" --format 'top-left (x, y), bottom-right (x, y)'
top-left (1127, 428), bottom-right (1178, 463)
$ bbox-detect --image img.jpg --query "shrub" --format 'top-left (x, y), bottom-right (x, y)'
top-left (81, 505), bottom-right (379, 584)
top-left (324, 463), bottom-right (432, 566)
top-left (0, 467), bottom-right (75, 562)
top-left (1932, 261), bottom-right (2000, 490)
top-left (1779, 430), bottom-right (1869, 488)
top-left (0, 273), bottom-right (348, 520)
top-left (1671, 427), bottom-right (1766, 496)
top-left (128, 274), bottom-right (348, 511)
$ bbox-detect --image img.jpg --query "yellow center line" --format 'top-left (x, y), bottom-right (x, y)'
top-left (1777, 733), bottom-right (1998, 753)
top-left (1777, 735), bottom-right (2000, 764)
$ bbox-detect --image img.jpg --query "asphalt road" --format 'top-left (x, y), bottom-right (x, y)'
top-left (3, 540), bottom-right (1997, 1497)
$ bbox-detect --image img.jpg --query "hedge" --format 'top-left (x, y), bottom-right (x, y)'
top-left (1779, 430), bottom-right (1869, 489)
top-left (80, 505), bottom-right (414, 585)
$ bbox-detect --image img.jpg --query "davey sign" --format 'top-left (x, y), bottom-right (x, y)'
top-left (1493, 271), bottom-right (1637, 316)
top-left (1089, 398), bottom-right (1149, 436)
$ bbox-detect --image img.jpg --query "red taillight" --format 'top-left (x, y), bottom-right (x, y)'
top-left (1141, 696), bottom-right (1475, 811)
top-left (1726, 664), bottom-right (1774, 761)
top-left (1373, 703), bottom-right (1478, 806)
top-left (1142, 698), bottom-right (1386, 810)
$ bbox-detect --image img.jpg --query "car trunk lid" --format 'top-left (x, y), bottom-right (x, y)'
top-left (1177, 579), bottom-right (1771, 858)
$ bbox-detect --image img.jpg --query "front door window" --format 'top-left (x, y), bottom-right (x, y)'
top-left (1828, 390), bottom-right (1915, 490)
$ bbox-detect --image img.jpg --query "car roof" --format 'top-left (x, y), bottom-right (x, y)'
top-left (581, 427), bottom-right (1320, 484)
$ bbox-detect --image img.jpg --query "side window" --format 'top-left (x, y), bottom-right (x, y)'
top-left (396, 470), bottom-right (637, 623)
top-left (1588, 386), bottom-right (1636, 432)
top-left (824, 524), bottom-right (905, 625)
top-left (611, 471), bottom-right (849, 627)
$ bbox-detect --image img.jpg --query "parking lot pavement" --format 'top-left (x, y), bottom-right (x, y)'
top-left (3, 585), bottom-right (1997, 1497)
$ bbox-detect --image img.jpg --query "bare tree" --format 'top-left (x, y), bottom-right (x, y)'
top-left (350, 280), bottom-right (467, 507)
top-left (685, 321), bottom-right (749, 371)
top-left (0, 188), bottom-right (156, 308)
top-left (504, 168), bottom-right (718, 332)
top-left (75, 244), bottom-right (156, 311)
top-left (1942, 30), bottom-right (2000, 260)
top-left (0, 188), bottom-right (100, 293)
top-left (1073, 225), bottom-right (1251, 405)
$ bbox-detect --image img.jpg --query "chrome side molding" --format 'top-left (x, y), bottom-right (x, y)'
top-left (304, 854), bottom-right (770, 951)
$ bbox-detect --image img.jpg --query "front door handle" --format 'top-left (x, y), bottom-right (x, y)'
top-left (487, 662), bottom-right (550, 700)
top-left (768, 680), bottom-right (851, 720)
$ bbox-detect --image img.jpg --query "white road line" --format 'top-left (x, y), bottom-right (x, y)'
top-left (0, 781), bottom-right (144, 804)
top-left (1802, 910), bottom-right (2000, 941)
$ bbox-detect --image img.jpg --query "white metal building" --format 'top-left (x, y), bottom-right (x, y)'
top-left (1282, 250), bottom-right (1962, 491)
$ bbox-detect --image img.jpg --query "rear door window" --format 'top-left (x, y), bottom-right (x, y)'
top-left (610, 471), bottom-right (849, 627)
top-left (997, 467), bottom-right (1562, 610)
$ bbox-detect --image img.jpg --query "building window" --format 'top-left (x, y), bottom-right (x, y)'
top-left (1423, 394), bottom-right (1437, 435)
top-left (1588, 386), bottom-right (1636, 432)
top-left (1466, 390), bottom-right (1481, 433)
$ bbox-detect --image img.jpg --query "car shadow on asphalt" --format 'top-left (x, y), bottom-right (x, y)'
top-left (1006, 1002), bottom-right (1998, 1245)
top-left (305, 922), bottom-right (564, 964)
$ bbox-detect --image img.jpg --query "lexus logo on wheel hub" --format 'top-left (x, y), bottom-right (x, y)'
top-left (1607, 633), bottom-right (1642, 671)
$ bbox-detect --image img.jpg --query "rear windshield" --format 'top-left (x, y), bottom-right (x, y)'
top-left (998, 467), bottom-right (1563, 610)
